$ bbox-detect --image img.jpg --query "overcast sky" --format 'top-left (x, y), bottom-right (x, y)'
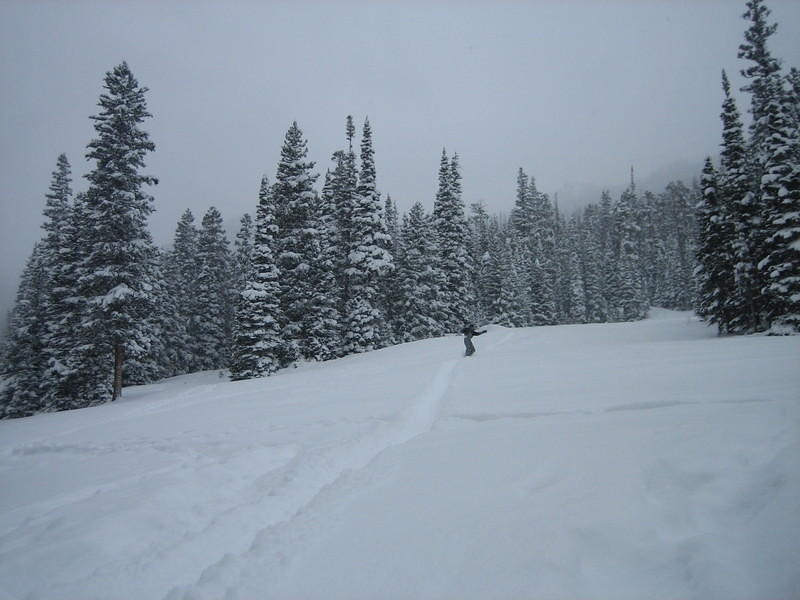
top-left (2, 0), bottom-right (799, 324)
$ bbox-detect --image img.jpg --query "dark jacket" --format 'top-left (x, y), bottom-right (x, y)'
top-left (461, 325), bottom-right (486, 338)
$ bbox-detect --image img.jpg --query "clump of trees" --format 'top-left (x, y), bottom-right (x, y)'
top-left (2, 0), bottom-right (796, 419)
top-left (696, 0), bottom-right (799, 334)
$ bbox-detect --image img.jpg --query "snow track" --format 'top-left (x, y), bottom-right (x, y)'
top-left (165, 358), bottom-right (458, 600)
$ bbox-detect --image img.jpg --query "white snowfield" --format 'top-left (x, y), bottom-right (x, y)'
top-left (0, 310), bottom-right (798, 600)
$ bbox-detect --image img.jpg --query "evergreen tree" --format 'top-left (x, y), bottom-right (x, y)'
top-left (382, 194), bottom-right (402, 339)
top-left (565, 218), bottom-right (587, 323)
top-left (166, 209), bottom-right (202, 373)
top-left (305, 184), bottom-right (342, 361)
top-left (1, 245), bottom-right (49, 418)
top-left (230, 177), bottom-right (284, 379)
top-left (195, 206), bottom-right (233, 370)
top-left (486, 226), bottom-right (525, 327)
top-left (719, 70), bottom-right (762, 332)
top-left (739, 0), bottom-right (782, 155)
top-left (467, 201), bottom-right (492, 322)
top-left (234, 213), bottom-right (255, 295)
top-left (737, 0), bottom-right (782, 327)
top-left (38, 155), bottom-right (75, 409)
top-left (343, 118), bottom-right (393, 353)
top-left (384, 194), bottom-right (400, 251)
top-left (529, 181), bottom-right (556, 325)
top-left (395, 203), bottom-right (445, 341)
top-left (144, 248), bottom-right (183, 380)
top-left (581, 205), bottom-right (608, 323)
top-left (78, 61), bottom-right (159, 402)
top-left (507, 233), bottom-right (534, 326)
top-left (511, 168), bottom-right (534, 237)
top-left (331, 117), bottom-right (359, 317)
top-left (615, 186), bottom-right (647, 320)
top-left (124, 247), bottom-right (172, 384)
top-left (41, 154), bottom-right (73, 253)
top-left (663, 181), bottom-right (696, 310)
top-left (696, 158), bottom-right (737, 332)
top-left (47, 193), bottom-right (96, 410)
top-left (273, 122), bottom-right (340, 361)
top-left (757, 77), bottom-right (800, 331)
top-left (432, 150), bottom-right (473, 330)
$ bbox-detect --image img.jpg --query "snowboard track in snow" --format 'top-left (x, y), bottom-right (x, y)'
top-left (165, 358), bottom-right (459, 600)
top-left (447, 397), bottom-right (782, 424)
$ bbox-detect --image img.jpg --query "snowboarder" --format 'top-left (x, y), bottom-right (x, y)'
top-left (461, 324), bottom-right (487, 356)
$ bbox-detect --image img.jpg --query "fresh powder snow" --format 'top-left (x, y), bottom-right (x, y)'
top-left (0, 310), bottom-right (798, 599)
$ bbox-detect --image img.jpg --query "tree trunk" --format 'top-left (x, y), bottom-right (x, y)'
top-left (112, 342), bottom-right (124, 401)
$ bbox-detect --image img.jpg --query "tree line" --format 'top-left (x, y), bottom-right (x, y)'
top-left (2, 0), bottom-right (797, 419)
top-left (696, 0), bottom-right (799, 335)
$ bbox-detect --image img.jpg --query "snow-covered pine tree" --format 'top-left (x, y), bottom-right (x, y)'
top-left (788, 67), bottom-right (800, 164)
top-left (234, 213), bottom-right (255, 295)
top-left (553, 203), bottom-right (573, 323)
top-left (580, 205), bottom-right (608, 323)
top-left (718, 70), bottom-right (762, 332)
top-left (615, 186), bottom-right (648, 321)
top-left (124, 247), bottom-right (172, 384)
top-left (637, 192), bottom-right (661, 307)
top-left (757, 75), bottom-right (800, 332)
top-left (79, 62), bottom-right (159, 402)
top-left (507, 233), bottom-right (534, 327)
top-left (511, 168), bottom-right (534, 237)
top-left (41, 154), bottom-right (73, 254)
top-left (739, 0), bottom-right (782, 157)
top-left (663, 181), bottom-right (697, 310)
top-left (467, 201), bottom-right (492, 322)
top-left (147, 248), bottom-right (184, 379)
top-left (432, 150), bottom-right (473, 331)
top-left (597, 190), bottom-right (619, 318)
top-left (737, 0), bottom-right (783, 329)
top-left (331, 117), bottom-right (359, 317)
top-left (342, 118), bottom-right (393, 354)
top-left (382, 194), bottom-right (402, 340)
top-left (565, 217), bottom-right (587, 324)
top-left (165, 209), bottom-right (202, 373)
top-left (273, 121), bottom-right (340, 362)
top-left (395, 202), bottom-right (445, 341)
top-left (195, 207), bottom-right (233, 370)
top-left (1, 245), bottom-right (49, 418)
top-left (38, 154), bottom-right (75, 409)
top-left (487, 226), bottom-right (528, 327)
top-left (230, 176), bottom-right (284, 379)
top-left (696, 158), bottom-right (737, 332)
top-left (384, 194), bottom-right (400, 251)
top-left (304, 181), bottom-right (342, 361)
top-left (528, 179), bottom-right (556, 325)
top-left (45, 193), bottom-right (96, 410)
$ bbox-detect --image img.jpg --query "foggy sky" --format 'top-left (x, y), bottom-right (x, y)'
top-left (2, 0), bottom-right (800, 324)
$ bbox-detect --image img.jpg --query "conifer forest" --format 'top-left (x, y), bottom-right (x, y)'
top-left (2, 0), bottom-right (798, 418)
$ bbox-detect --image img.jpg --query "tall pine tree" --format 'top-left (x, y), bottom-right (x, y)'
top-left (79, 62), bottom-right (159, 402)
top-left (342, 118), bottom-right (393, 353)
top-left (230, 177), bottom-right (284, 379)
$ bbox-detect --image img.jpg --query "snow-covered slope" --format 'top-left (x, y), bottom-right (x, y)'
top-left (1, 310), bottom-right (798, 600)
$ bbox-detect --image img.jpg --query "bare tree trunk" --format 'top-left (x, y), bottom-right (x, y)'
top-left (112, 342), bottom-right (124, 401)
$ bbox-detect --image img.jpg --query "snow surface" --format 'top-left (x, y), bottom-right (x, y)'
top-left (1, 310), bottom-right (798, 600)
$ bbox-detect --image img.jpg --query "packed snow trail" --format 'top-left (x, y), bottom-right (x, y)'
top-left (1, 311), bottom-right (798, 600)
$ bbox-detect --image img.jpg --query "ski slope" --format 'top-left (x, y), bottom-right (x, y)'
top-left (0, 310), bottom-right (798, 600)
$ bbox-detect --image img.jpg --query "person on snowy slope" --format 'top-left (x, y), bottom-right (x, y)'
top-left (461, 323), bottom-right (487, 356)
